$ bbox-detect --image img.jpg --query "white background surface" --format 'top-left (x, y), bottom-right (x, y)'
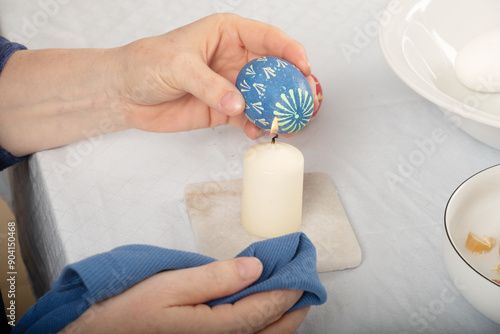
top-left (2, 0), bottom-right (500, 332)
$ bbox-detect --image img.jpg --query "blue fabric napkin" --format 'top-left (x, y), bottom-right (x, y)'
top-left (13, 232), bottom-right (327, 333)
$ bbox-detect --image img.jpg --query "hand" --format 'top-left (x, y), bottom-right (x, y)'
top-left (60, 257), bottom-right (309, 333)
top-left (111, 13), bottom-right (319, 140)
top-left (0, 14), bottom-right (317, 155)
top-left (0, 14), bottom-right (317, 156)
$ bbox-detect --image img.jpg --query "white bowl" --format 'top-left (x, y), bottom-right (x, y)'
top-left (378, 0), bottom-right (500, 149)
top-left (444, 165), bottom-right (500, 324)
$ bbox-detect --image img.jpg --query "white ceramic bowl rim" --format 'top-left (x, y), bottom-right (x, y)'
top-left (378, 0), bottom-right (500, 129)
top-left (380, 42), bottom-right (500, 129)
top-left (444, 164), bottom-right (500, 288)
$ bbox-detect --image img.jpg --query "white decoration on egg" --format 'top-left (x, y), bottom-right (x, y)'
top-left (239, 80), bottom-right (251, 92)
top-left (253, 83), bottom-right (266, 95)
top-left (245, 65), bottom-right (256, 75)
top-left (276, 59), bottom-right (288, 67)
top-left (251, 102), bottom-right (264, 114)
top-left (255, 118), bottom-right (269, 126)
top-left (263, 67), bottom-right (276, 79)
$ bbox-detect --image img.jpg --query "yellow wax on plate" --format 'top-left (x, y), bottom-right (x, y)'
top-left (465, 232), bottom-right (494, 254)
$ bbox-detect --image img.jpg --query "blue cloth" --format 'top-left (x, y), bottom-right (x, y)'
top-left (0, 37), bottom-right (26, 71)
top-left (0, 37), bottom-right (28, 170)
top-left (0, 147), bottom-right (26, 171)
top-left (14, 232), bottom-right (327, 333)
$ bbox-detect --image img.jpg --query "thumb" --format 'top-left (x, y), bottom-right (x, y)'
top-left (165, 257), bottom-right (263, 305)
top-left (175, 58), bottom-right (245, 115)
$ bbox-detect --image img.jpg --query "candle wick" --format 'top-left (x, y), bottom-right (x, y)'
top-left (271, 134), bottom-right (278, 145)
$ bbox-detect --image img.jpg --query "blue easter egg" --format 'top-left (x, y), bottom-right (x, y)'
top-left (235, 57), bottom-right (313, 134)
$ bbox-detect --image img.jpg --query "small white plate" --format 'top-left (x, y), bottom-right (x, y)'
top-left (446, 166), bottom-right (500, 282)
top-left (444, 165), bottom-right (500, 324)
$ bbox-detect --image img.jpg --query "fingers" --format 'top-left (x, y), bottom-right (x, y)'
top-left (257, 306), bottom-right (311, 334)
top-left (244, 121), bottom-right (265, 140)
top-left (160, 257), bottom-right (263, 306)
top-left (203, 289), bottom-right (304, 333)
top-left (229, 15), bottom-right (311, 76)
top-left (169, 55), bottom-right (246, 116)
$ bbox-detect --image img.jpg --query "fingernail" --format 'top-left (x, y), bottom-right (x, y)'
top-left (236, 257), bottom-right (263, 281)
top-left (221, 90), bottom-right (244, 115)
top-left (302, 49), bottom-right (311, 72)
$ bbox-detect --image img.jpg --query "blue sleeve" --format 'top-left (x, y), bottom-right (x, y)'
top-left (0, 37), bottom-right (28, 170)
top-left (13, 232), bottom-right (327, 334)
top-left (0, 37), bottom-right (27, 70)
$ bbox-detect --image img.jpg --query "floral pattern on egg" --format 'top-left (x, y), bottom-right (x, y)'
top-left (236, 57), bottom-right (313, 134)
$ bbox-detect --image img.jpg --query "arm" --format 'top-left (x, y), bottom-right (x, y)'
top-left (0, 13), bottom-right (317, 157)
top-left (0, 47), bottom-right (128, 157)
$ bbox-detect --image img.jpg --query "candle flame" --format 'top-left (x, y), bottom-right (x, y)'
top-left (270, 117), bottom-right (279, 134)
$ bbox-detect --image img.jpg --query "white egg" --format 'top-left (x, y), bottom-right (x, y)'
top-left (455, 29), bottom-right (500, 93)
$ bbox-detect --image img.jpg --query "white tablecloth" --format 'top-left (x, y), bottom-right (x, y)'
top-left (3, 0), bottom-right (500, 332)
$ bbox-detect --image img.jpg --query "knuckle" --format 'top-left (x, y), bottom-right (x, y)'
top-left (201, 260), bottom-right (237, 293)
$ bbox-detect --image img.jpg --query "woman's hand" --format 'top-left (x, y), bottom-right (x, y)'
top-left (112, 13), bottom-right (318, 140)
top-left (0, 14), bottom-right (317, 156)
top-left (60, 257), bottom-right (309, 333)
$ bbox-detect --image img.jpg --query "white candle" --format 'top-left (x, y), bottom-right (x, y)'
top-left (241, 141), bottom-right (304, 238)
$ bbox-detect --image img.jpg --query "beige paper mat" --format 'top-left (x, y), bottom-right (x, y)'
top-left (184, 172), bottom-right (362, 272)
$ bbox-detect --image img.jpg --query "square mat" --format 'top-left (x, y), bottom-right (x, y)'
top-left (184, 172), bottom-right (362, 272)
